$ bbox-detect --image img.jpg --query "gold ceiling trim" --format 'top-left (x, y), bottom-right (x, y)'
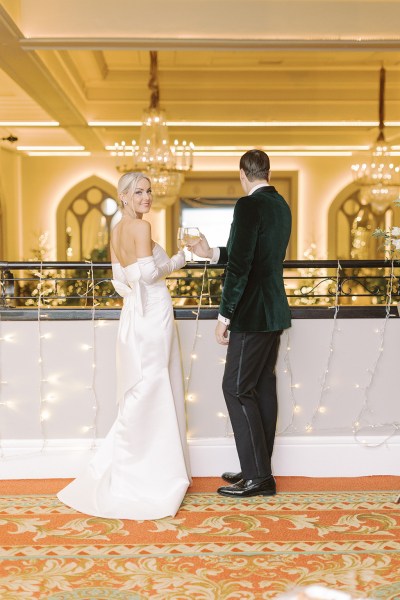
top-left (93, 121), bottom-right (400, 128)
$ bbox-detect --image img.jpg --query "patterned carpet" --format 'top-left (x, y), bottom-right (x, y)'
top-left (0, 477), bottom-right (399, 599)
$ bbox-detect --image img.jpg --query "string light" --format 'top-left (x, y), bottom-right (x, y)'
top-left (68, 261), bottom-right (106, 448)
top-left (37, 262), bottom-right (48, 451)
top-left (353, 259), bottom-right (400, 446)
top-left (304, 260), bottom-right (342, 433)
top-left (40, 409), bottom-right (51, 422)
top-left (0, 312), bottom-right (5, 458)
top-left (82, 425), bottom-right (94, 433)
top-left (34, 260), bottom-right (101, 456)
top-left (1, 334), bottom-right (14, 342)
top-left (176, 260), bottom-right (233, 437)
top-left (1, 257), bottom-right (399, 467)
top-left (217, 410), bottom-right (233, 437)
top-left (182, 262), bottom-right (208, 409)
top-left (277, 329), bottom-right (301, 433)
top-left (81, 261), bottom-right (100, 450)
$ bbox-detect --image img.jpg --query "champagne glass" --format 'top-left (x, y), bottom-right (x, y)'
top-left (177, 227), bottom-right (185, 250)
top-left (183, 227), bottom-right (201, 261)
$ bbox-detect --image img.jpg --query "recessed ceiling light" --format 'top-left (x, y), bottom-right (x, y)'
top-left (0, 121), bottom-right (59, 127)
top-left (17, 146), bottom-right (85, 151)
top-left (26, 151), bottom-right (91, 156)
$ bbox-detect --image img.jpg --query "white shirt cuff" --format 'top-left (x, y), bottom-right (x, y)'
top-left (210, 247), bottom-right (220, 264)
top-left (218, 314), bottom-right (230, 326)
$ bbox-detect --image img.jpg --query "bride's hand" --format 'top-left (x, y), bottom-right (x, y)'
top-left (188, 233), bottom-right (213, 259)
top-left (173, 250), bottom-right (186, 270)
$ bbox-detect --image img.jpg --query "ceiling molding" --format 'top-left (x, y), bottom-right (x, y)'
top-left (0, 9), bottom-right (104, 150)
top-left (93, 51), bottom-right (108, 80)
top-left (2, 4), bottom-right (400, 154)
top-left (19, 38), bottom-right (400, 52)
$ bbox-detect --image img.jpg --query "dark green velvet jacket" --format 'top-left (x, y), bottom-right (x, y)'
top-left (218, 185), bottom-right (291, 332)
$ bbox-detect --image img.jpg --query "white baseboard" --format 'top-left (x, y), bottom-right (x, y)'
top-left (189, 436), bottom-right (400, 477)
top-left (0, 436), bottom-right (399, 479)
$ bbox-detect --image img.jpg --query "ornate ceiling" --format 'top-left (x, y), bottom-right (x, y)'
top-left (1, 0), bottom-right (400, 158)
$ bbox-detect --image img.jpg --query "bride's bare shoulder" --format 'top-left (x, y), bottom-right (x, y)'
top-left (132, 218), bottom-right (151, 230)
top-left (115, 218), bottom-right (151, 235)
top-left (129, 218), bottom-right (151, 238)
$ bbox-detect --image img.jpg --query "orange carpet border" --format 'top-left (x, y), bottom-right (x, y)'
top-left (0, 475), bottom-right (399, 495)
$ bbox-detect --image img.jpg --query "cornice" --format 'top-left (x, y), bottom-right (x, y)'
top-left (19, 37), bottom-right (400, 52)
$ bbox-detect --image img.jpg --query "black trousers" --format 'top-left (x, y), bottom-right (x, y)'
top-left (222, 330), bottom-right (282, 480)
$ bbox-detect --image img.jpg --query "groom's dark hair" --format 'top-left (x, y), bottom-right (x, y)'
top-left (240, 149), bottom-right (270, 182)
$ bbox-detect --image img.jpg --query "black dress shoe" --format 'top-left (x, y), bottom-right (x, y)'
top-left (221, 471), bottom-right (242, 484)
top-left (217, 475), bottom-right (276, 498)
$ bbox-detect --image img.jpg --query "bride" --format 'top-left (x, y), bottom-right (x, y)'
top-left (58, 172), bottom-right (191, 520)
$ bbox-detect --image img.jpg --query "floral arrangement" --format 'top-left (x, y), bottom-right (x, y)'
top-left (372, 225), bottom-right (400, 255)
top-left (372, 196), bottom-right (400, 256)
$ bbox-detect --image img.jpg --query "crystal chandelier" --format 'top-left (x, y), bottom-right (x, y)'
top-left (111, 52), bottom-right (194, 207)
top-left (351, 67), bottom-right (400, 213)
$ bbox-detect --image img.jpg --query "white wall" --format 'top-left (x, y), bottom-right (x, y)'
top-left (0, 317), bottom-right (399, 478)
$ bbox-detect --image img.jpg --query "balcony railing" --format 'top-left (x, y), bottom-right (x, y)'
top-left (1, 260), bottom-right (399, 318)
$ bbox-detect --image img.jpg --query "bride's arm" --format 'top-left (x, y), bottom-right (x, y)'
top-left (135, 220), bottom-right (186, 284)
top-left (137, 252), bottom-right (186, 284)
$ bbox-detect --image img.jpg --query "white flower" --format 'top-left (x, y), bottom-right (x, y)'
top-left (391, 226), bottom-right (400, 237)
top-left (392, 238), bottom-right (400, 250)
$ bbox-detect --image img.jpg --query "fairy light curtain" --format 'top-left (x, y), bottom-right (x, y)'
top-left (1, 262), bottom-right (400, 462)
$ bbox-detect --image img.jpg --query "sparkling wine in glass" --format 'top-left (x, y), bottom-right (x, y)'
top-left (177, 227), bottom-right (186, 250)
top-left (183, 227), bottom-right (201, 261)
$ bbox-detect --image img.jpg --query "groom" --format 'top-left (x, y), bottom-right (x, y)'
top-left (192, 149), bottom-right (292, 497)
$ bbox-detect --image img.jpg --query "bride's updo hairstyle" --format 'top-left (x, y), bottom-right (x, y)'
top-left (117, 171), bottom-right (150, 210)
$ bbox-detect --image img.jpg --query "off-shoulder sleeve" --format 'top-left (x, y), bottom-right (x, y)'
top-left (137, 251), bottom-right (186, 284)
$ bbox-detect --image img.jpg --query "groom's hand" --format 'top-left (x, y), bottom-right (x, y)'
top-left (189, 233), bottom-right (213, 259)
top-left (215, 321), bottom-right (229, 345)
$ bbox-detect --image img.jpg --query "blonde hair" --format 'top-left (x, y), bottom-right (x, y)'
top-left (117, 172), bottom-right (151, 208)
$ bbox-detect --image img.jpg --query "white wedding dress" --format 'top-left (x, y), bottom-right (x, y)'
top-left (58, 244), bottom-right (191, 520)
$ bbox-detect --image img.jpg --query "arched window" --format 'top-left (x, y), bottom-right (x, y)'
top-left (56, 176), bottom-right (120, 261)
top-left (328, 183), bottom-right (393, 259)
